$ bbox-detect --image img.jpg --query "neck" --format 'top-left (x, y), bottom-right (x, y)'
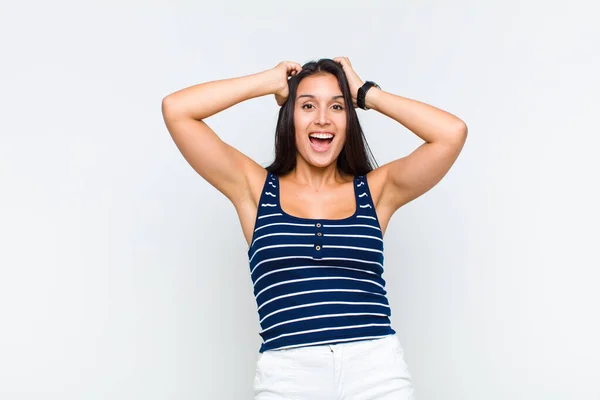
top-left (287, 157), bottom-right (351, 189)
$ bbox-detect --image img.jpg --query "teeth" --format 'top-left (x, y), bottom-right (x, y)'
top-left (309, 133), bottom-right (334, 139)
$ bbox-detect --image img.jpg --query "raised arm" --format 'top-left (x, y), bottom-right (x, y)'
top-left (161, 62), bottom-right (302, 203)
top-left (334, 57), bottom-right (468, 212)
top-left (366, 89), bottom-right (468, 210)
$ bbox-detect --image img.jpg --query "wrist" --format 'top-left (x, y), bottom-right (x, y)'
top-left (260, 69), bottom-right (286, 96)
top-left (357, 81), bottom-right (381, 110)
top-left (364, 86), bottom-right (382, 111)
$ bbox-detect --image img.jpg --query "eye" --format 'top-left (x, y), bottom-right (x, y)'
top-left (301, 103), bottom-right (314, 109)
top-left (332, 104), bottom-right (344, 110)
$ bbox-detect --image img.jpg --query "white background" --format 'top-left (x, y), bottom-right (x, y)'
top-left (1, 0), bottom-right (599, 399)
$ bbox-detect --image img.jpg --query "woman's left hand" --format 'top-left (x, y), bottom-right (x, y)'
top-left (333, 57), bottom-right (364, 108)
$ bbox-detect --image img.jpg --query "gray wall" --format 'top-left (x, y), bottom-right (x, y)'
top-left (1, 0), bottom-right (598, 398)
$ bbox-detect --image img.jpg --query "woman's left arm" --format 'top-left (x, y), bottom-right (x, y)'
top-left (334, 57), bottom-right (468, 211)
top-left (365, 87), bottom-right (468, 209)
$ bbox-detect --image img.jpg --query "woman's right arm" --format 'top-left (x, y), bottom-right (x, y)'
top-left (161, 62), bottom-right (301, 203)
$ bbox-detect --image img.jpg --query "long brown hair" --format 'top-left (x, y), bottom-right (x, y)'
top-left (265, 58), bottom-right (378, 176)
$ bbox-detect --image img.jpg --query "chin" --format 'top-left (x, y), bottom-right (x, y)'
top-left (299, 150), bottom-right (341, 169)
top-left (309, 159), bottom-right (336, 169)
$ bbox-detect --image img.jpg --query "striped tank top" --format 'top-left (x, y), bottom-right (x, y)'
top-left (248, 172), bottom-right (396, 353)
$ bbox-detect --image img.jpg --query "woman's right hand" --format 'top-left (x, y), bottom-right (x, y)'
top-left (270, 61), bottom-right (302, 106)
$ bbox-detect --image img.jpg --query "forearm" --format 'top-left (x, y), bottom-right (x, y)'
top-left (365, 88), bottom-right (467, 143)
top-left (162, 70), bottom-right (280, 120)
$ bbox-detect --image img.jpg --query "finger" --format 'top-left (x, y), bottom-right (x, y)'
top-left (285, 61), bottom-right (301, 68)
top-left (334, 58), bottom-right (350, 71)
top-left (285, 62), bottom-right (301, 74)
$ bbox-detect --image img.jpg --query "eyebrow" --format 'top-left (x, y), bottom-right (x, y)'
top-left (297, 94), bottom-right (344, 100)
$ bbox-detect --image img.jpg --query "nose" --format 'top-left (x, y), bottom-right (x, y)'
top-left (314, 108), bottom-right (331, 125)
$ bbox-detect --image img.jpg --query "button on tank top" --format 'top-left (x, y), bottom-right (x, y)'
top-left (248, 172), bottom-right (396, 353)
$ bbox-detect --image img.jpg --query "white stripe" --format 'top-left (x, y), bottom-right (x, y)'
top-left (254, 222), bottom-right (314, 232)
top-left (265, 192), bottom-right (276, 197)
top-left (264, 323), bottom-right (391, 344)
top-left (250, 244), bottom-right (313, 263)
top-left (359, 204), bottom-right (372, 208)
top-left (258, 213), bottom-right (282, 220)
top-left (254, 264), bottom-right (379, 286)
top-left (322, 245), bottom-right (383, 255)
top-left (261, 203), bottom-right (277, 207)
top-left (324, 234), bottom-right (383, 242)
top-left (255, 276), bottom-right (385, 299)
top-left (261, 312), bottom-right (390, 333)
top-left (260, 301), bottom-right (390, 323)
top-left (251, 256), bottom-right (314, 275)
top-left (358, 192), bottom-right (368, 197)
top-left (251, 232), bottom-right (314, 248)
top-left (257, 289), bottom-right (385, 311)
top-left (322, 224), bottom-right (380, 231)
top-left (356, 215), bottom-right (376, 220)
top-left (320, 257), bottom-right (383, 269)
top-left (272, 334), bottom-right (393, 350)
top-left (356, 182), bottom-right (365, 187)
top-left (269, 182), bottom-right (276, 187)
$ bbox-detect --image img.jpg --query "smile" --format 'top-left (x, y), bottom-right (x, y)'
top-left (308, 132), bottom-right (335, 152)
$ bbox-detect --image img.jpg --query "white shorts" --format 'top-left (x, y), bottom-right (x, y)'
top-left (253, 334), bottom-right (415, 399)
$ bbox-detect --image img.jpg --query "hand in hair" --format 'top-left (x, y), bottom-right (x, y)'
top-left (333, 57), bottom-right (364, 108)
top-left (270, 61), bottom-right (303, 106)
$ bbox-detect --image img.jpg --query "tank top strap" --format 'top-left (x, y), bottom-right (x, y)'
top-left (256, 171), bottom-right (282, 219)
top-left (354, 174), bottom-right (378, 219)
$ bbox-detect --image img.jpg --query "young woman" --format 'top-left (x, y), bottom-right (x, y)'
top-left (161, 57), bottom-right (467, 399)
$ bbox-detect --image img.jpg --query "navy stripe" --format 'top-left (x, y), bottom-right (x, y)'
top-left (248, 173), bottom-right (395, 352)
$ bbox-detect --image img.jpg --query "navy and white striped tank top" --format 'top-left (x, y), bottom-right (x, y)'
top-left (248, 172), bottom-right (396, 353)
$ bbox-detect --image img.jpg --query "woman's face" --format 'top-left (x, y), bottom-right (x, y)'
top-left (293, 73), bottom-right (348, 169)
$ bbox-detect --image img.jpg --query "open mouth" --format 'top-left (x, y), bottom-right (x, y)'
top-left (308, 132), bottom-right (334, 152)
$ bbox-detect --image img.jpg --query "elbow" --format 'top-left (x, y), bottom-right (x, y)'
top-left (162, 95), bottom-right (175, 112)
top-left (456, 120), bottom-right (468, 136)
top-left (452, 120), bottom-right (468, 143)
top-left (161, 96), bottom-right (171, 113)
top-left (161, 95), bottom-right (182, 119)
